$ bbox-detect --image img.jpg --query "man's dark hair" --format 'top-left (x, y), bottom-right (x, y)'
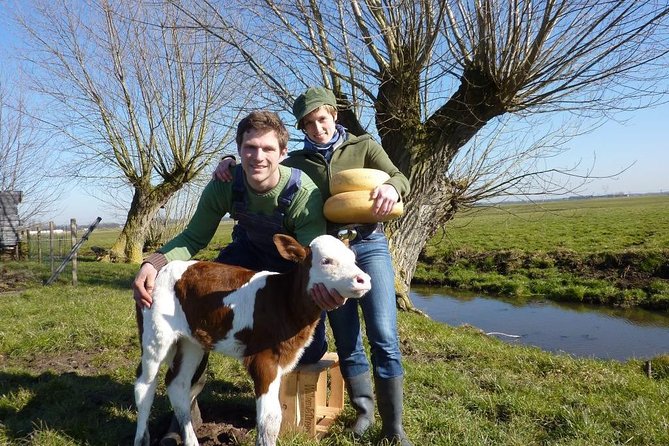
top-left (236, 111), bottom-right (289, 150)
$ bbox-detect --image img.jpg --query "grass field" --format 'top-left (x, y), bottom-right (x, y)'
top-left (432, 195), bottom-right (669, 253)
top-left (2, 196), bottom-right (669, 445)
top-left (1, 261), bottom-right (669, 445)
top-left (415, 195), bottom-right (669, 309)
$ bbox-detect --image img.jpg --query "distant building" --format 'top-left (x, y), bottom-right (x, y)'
top-left (0, 191), bottom-right (22, 249)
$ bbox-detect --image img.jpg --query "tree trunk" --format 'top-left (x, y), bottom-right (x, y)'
top-left (110, 183), bottom-right (178, 263)
top-left (386, 150), bottom-right (457, 310)
top-left (378, 63), bottom-right (507, 309)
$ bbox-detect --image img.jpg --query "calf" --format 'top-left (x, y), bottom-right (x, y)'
top-left (133, 234), bottom-right (371, 446)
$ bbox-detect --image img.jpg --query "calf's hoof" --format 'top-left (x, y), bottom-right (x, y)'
top-left (160, 415), bottom-right (181, 446)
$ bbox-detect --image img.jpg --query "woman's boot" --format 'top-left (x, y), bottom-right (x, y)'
top-left (374, 375), bottom-right (412, 446)
top-left (345, 372), bottom-right (375, 436)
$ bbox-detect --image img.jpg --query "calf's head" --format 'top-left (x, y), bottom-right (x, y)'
top-left (274, 234), bottom-right (371, 298)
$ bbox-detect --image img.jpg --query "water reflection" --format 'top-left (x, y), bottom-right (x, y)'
top-left (411, 285), bottom-right (669, 361)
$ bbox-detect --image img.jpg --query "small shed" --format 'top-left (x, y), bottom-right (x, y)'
top-left (0, 191), bottom-right (23, 249)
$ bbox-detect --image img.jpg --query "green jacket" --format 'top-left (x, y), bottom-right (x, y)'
top-left (157, 165), bottom-right (325, 262)
top-left (283, 132), bottom-right (410, 227)
top-left (282, 134), bottom-right (409, 201)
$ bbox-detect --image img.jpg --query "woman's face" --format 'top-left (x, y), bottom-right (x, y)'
top-left (301, 107), bottom-right (337, 144)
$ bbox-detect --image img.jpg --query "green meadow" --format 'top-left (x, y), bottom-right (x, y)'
top-left (415, 195), bottom-right (669, 309)
top-left (1, 195), bottom-right (669, 445)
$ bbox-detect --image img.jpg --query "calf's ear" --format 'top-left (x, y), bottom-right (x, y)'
top-left (273, 234), bottom-right (307, 263)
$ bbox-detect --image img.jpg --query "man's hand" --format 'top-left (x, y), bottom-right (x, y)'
top-left (213, 157), bottom-right (236, 182)
top-left (371, 183), bottom-right (399, 216)
top-left (311, 283), bottom-right (348, 311)
top-left (133, 263), bottom-right (158, 309)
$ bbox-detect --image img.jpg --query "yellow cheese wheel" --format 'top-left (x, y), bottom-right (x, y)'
top-left (330, 168), bottom-right (390, 195)
top-left (323, 190), bottom-right (404, 223)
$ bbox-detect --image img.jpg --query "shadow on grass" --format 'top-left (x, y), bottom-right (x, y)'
top-left (0, 370), bottom-right (256, 445)
top-left (0, 370), bottom-right (138, 444)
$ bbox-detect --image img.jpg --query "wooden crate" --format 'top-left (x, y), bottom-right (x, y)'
top-left (279, 352), bottom-right (345, 438)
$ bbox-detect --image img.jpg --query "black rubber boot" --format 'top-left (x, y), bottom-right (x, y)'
top-left (345, 372), bottom-right (375, 436)
top-left (374, 375), bottom-right (413, 446)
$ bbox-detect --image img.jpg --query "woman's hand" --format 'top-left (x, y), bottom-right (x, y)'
top-left (371, 183), bottom-right (399, 216)
top-left (213, 157), bottom-right (236, 182)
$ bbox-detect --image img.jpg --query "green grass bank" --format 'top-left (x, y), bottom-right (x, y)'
top-left (415, 195), bottom-right (669, 309)
top-left (1, 261), bottom-right (669, 445)
top-left (2, 197), bottom-right (669, 444)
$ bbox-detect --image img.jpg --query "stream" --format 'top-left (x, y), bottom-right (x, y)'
top-left (411, 285), bottom-right (669, 361)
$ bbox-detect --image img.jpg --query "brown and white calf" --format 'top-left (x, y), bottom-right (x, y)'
top-left (133, 234), bottom-right (371, 446)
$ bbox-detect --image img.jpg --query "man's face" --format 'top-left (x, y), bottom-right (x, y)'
top-left (302, 107), bottom-right (337, 144)
top-left (239, 128), bottom-right (287, 193)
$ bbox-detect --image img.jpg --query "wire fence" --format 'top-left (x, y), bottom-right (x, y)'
top-left (11, 219), bottom-right (83, 285)
top-left (22, 223), bottom-right (74, 264)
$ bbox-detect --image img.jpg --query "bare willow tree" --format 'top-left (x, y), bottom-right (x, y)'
top-left (0, 79), bottom-right (62, 223)
top-left (177, 0), bottom-right (669, 307)
top-left (15, 0), bottom-right (248, 262)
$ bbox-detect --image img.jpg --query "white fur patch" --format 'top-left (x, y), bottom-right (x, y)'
top-left (212, 271), bottom-right (277, 358)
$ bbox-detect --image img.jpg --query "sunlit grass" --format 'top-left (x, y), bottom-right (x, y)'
top-left (2, 196), bottom-right (668, 444)
top-left (417, 195), bottom-right (669, 308)
top-left (430, 195), bottom-right (669, 254)
top-left (2, 272), bottom-right (669, 445)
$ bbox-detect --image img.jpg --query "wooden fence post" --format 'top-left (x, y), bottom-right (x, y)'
top-left (49, 221), bottom-right (55, 274)
top-left (37, 225), bottom-right (42, 263)
top-left (70, 219), bottom-right (78, 286)
top-left (26, 229), bottom-right (31, 260)
top-left (15, 231), bottom-right (21, 260)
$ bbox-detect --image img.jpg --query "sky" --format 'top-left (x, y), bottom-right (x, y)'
top-left (1, 5), bottom-right (668, 226)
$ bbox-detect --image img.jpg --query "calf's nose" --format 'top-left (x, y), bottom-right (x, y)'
top-left (355, 273), bottom-right (372, 288)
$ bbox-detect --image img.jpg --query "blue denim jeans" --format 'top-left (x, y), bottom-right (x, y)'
top-left (327, 231), bottom-right (404, 379)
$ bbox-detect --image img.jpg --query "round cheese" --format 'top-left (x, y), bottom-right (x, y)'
top-left (323, 190), bottom-right (404, 223)
top-left (330, 168), bottom-right (390, 195)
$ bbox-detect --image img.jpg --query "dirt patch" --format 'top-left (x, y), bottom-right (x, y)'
top-left (0, 265), bottom-right (37, 293)
top-left (154, 418), bottom-right (252, 446)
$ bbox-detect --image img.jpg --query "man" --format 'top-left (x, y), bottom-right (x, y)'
top-left (216, 88), bottom-right (412, 445)
top-left (133, 110), bottom-right (335, 444)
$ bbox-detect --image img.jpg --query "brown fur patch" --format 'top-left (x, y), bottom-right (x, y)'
top-left (173, 240), bottom-right (323, 397)
top-left (235, 249), bottom-right (322, 394)
top-left (174, 262), bottom-right (256, 350)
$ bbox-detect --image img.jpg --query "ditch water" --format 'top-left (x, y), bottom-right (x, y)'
top-left (411, 285), bottom-right (669, 361)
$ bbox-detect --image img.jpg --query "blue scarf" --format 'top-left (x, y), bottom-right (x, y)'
top-left (303, 124), bottom-right (347, 161)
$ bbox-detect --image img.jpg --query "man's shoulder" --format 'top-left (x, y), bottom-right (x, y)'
top-left (277, 164), bottom-right (293, 176)
top-left (203, 177), bottom-right (234, 194)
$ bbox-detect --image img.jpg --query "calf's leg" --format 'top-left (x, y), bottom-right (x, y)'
top-left (166, 340), bottom-right (206, 446)
top-left (134, 339), bottom-right (176, 446)
top-left (161, 352), bottom-right (209, 445)
top-left (254, 373), bottom-right (283, 446)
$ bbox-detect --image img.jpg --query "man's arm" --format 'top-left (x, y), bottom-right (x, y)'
top-left (133, 179), bottom-right (233, 308)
